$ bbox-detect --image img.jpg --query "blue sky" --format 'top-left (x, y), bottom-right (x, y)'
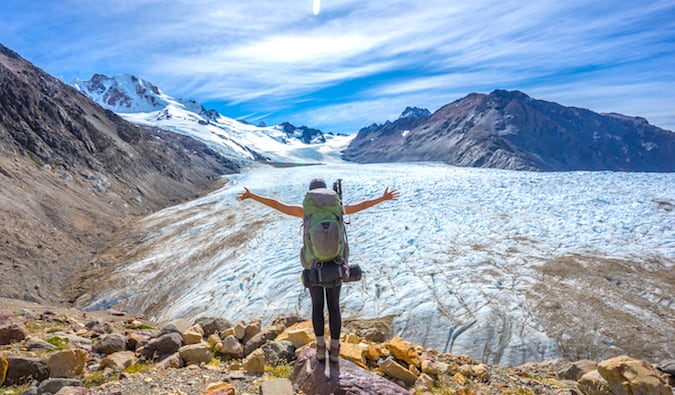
top-left (1, 0), bottom-right (674, 134)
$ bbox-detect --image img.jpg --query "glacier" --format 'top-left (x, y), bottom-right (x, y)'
top-left (81, 160), bottom-right (675, 365)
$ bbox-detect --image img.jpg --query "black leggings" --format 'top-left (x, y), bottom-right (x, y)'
top-left (309, 285), bottom-right (341, 340)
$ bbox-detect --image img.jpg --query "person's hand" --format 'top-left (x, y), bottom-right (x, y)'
top-left (383, 187), bottom-right (400, 201)
top-left (237, 187), bottom-right (252, 201)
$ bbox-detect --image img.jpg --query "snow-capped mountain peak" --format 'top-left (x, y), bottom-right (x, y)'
top-left (70, 73), bottom-right (352, 165)
top-left (71, 73), bottom-right (221, 122)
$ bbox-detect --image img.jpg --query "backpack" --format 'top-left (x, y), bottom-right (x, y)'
top-left (300, 187), bottom-right (349, 269)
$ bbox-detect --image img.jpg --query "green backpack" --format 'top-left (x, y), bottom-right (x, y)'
top-left (300, 187), bottom-right (349, 269)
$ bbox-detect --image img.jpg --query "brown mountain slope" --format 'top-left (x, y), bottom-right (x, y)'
top-left (0, 44), bottom-right (238, 303)
top-left (343, 90), bottom-right (675, 171)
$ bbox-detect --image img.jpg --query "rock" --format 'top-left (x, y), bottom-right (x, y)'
top-left (5, 357), bottom-right (49, 385)
top-left (182, 324), bottom-right (204, 345)
top-left (243, 327), bottom-right (277, 356)
top-left (656, 359), bottom-right (675, 386)
top-left (261, 340), bottom-right (295, 366)
top-left (0, 322), bottom-right (28, 344)
top-left (243, 348), bottom-right (265, 374)
top-left (557, 359), bottom-right (597, 381)
top-left (473, 363), bottom-right (490, 381)
top-left (92, 333), bottom-right (127, 355)
top-left (233, 321), bottom-right (246, 340)
top-left (272, 315), bottom-right (305, 330)
top-left (37, 378), bottom-right (83, 395)
top-left (195, 317), bottom-right (232, 337)
top-left (578, 370), bottom-right (613, 395)
top-left (243, 318), bottom-right (261, 343)
top-left (127, 331), bottom-right (153, 351)
top-left (365, 343), bottom-right (389, 362)
top-left (260, 378), bottom-right (294, 395)
top-left (199, 381), bottom-right (235, 395)
top-left (162, 319), bottom-right (192, 335)
top-left (47, 349), bottom-right (89, 378)
top-left (23, 336), bottom-right (56, 351)
top-left (217, 335), bottom-right (243, 357)
top-left (379, 358), bottom-right (419, 386)
top-left (179, 343), bottom-right (212, 365)
top-left (157, 352), bottom-right (184, 369)
top-left (356, 327), bottom-right (387, 343)
top-left (100, 351), bottom-right (136, 371)
top-left (656, 359), bottom-right (675, 376)
top-left (415, 372), bottom-right (434, 392)
top-left (293, 348), bottom-right (409, 394)
top-left (138, 332), bottom-right (183, 361)
top-left (20, 386), bottom-right (38, 395)
top-left (0, 354), bottom-right (7, 386)
top-left (387, 336), bottom-right (421, 368)
top-left (53, 386), bottom-right (88, 395)
top-left (345, 333), bottom-right (361, 344)
top-left (286, 328), bottom-right (313, 348)
top-left (339, 342), bottom-right (368, 367)
top-left (597, 355), bottom-right (671, 395)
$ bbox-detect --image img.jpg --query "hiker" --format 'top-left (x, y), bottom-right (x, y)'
top-left (237, 178), bottom-right (399, 362)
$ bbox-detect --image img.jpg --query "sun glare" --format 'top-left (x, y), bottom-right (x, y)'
top-left (313, 0), bottom-right (321, 15)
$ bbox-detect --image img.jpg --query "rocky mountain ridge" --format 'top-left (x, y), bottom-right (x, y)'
top-left (0, 43), bottom-right (239, 303)
top-left (343, 90), bottom-right (675, 171)
top-left (1, 298), bottom-right (673, 394)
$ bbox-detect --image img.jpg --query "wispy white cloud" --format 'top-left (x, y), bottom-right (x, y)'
top-left (1, 0), bottom-right (673, 132)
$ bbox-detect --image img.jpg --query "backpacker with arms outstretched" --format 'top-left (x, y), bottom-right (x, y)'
top-left (301, 180), bottom-right (360, 287)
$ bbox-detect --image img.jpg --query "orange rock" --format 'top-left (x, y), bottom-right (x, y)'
top-left (200, 382), bottom-right (235, 395)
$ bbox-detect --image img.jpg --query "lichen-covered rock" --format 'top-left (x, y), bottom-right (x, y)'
top-left (47, 349), bottom-right (89, 378)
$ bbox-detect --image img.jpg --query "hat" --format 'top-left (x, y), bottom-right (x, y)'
top-left (309, 178), bottom-right (327, 190)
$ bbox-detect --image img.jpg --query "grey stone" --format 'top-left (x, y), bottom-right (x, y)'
top-left (37, 378), bottom-right (83, 395)
top-left (92, 333), bottom-right (127, 355)
top-left (261, 340), bottom-right (295, 366)
top-left (5, 357), bottom-right (49, 385)
top-left (260, 378), bottom-right (294, 395)
top-left (243, 327), bottom-right (277, 356)
top-left (195, 317), bottom-right (232, 337)
top-left (139, 332), bottom-right (183, 361)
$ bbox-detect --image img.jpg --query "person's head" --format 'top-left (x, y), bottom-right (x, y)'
top-left (309, 178), bottom-right (327, 190)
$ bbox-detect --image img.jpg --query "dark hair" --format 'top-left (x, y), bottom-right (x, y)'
top-left (309, 178), bottom-right (327, 190)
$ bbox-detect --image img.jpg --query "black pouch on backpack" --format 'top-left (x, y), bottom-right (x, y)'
top-left (302, 262), bottom-right (362, 288)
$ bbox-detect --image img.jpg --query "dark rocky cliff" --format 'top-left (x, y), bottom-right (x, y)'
top-left (0, 43), bottom-right (238, 302)
top-left (343, 90), bottom-right (675, 171)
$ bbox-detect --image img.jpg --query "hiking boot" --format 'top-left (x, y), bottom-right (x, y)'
top-left (329, 343), bottom-right (340, 362)
top-left (316, 343), bottom-right (326, 362)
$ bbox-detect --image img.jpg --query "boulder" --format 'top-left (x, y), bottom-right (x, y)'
top-left (243, 348), bottom-right (265, 374)
top-left (199, 381), bottom-right (235, 395)
top-left (243, 318), bottom-right (261, 343)
top-left (195, 317), bottom-right (232, 337)
top-left (161, 319), bottom-right (192, 335)
top-left (53, 386), bottom-right (88, 395)
top-left (578, 370), bottom-right (613, 395)
top-left (0, 353), bottom-right (7, 386)
top-left (557, 359), bottom-right (597, 381)
top-left (233, 321), bottom-right (246, 340)
top-left (292, 348), bottom-right (409, 394)
top-left (5, 356), bottom-right (49, 385)
top-left (47, 349), bottom-right (89, 378)
top-left (0, 322), bottom-right (27, 345)
top-left (179, 343), bottom-right (212, 365)
top-left (286, 328), bottom-right (313, 348)
top-left (260, 378), bottom-right (294, 395)
top-left (100, 351), bottom-right (136, 371)
top-left (157, 352), bottom-right (183, 369)
top-left (261, 340), bottom-right (295, 366)
top-left (339, 342), bottom-right (368, 367)
top-left (92, 333), bottom-right (127, 355)
top-left (243, 327), bottom-right (277, 356)
top-left (597, 355), bottom-right (671, 395)
top-left (37, 378), bottom-right (83, 395)
top-left (138, 332), bottom-right (183, 361)
top-left (23, 336), bottom-right (56, 352)
top-left (386, 336), bottom-right (421, 368)
top-left (217, 335), bottom-right (243, 358)
top-left (182, 324), bottom-right (204, 345)
top-left (379, 358), bottom-right (419, 386)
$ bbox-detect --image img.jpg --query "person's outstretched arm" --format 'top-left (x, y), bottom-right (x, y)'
top-left (237, 187), bottom-right (304, 218)
top-left (344, 187), bottom-right (400, 215)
